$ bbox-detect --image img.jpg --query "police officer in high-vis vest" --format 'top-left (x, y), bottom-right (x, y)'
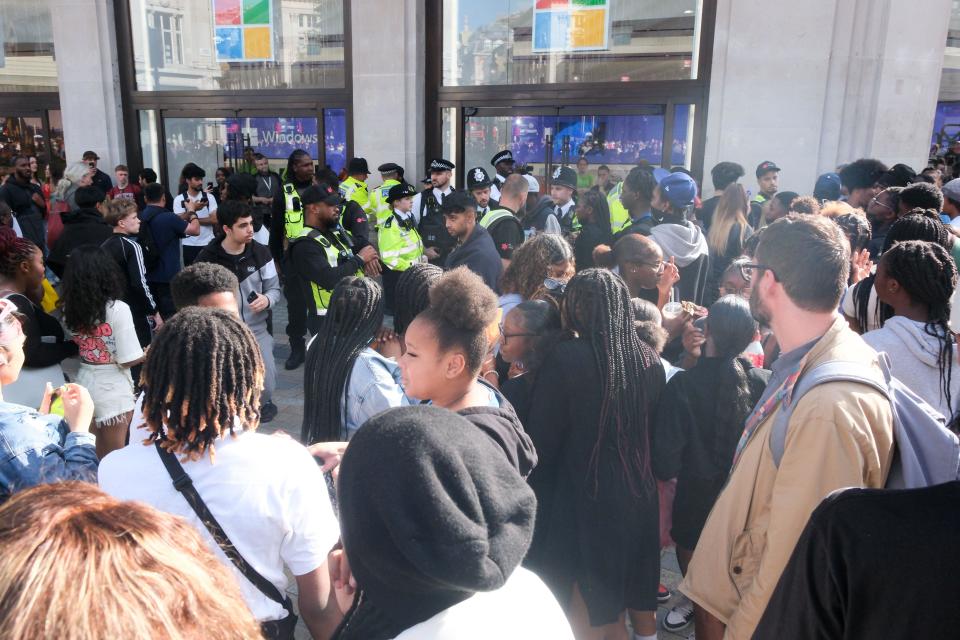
top-left (270, 149), bottom-right (315, 370)
top-left (413, 158), bottom-right (456, 265)
top-left (469, 168), bottom-right (524, 271)
top-left (379, 182), bottom-right (425, 312)
top-left (288, 183), bottom-right (378, 332)
top-left (607, 180), bottom-right (631, 234)
top-left (339, 157), bottom-right (372, 215)
top-left (368, 162), bottom-right (404, 228)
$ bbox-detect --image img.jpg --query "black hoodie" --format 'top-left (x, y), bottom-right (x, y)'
top-left (457, 380), bottom-right (538, 478)
top-left (48, 208), bottom-right (114, 278)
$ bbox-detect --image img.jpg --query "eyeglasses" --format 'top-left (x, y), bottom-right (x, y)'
top-left (719, 284), bottom-right (751, 298)
top-left (739, 262), bottom-right (778, 282)
top-left (499, 324), bottom-right (538, 344)
top-left (869, 195), bottom-right (895, 212)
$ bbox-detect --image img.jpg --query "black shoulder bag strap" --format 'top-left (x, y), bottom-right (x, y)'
top-left (154, 441), bottom-right (295, 618)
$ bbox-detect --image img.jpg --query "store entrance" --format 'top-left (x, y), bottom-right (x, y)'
top-left (458, 104), bottom-right (695, 191)
top-left (139, 109), bottom-right (348, 191)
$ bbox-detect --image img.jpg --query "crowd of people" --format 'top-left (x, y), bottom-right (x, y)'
top-left (0, 144), bottom-right (959, 640)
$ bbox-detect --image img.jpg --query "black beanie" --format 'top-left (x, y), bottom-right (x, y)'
top-left (337, 405), bottom-right (537, 636)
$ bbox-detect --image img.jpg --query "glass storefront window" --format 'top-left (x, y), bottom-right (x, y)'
top-left (671, 104), bottom-right (694, 168)
top-left (324, 108), bottom-right (346, 173)
top-left (463, 109), bottom-right (667, 184)
top-left (0, 115), bottom-right (63, 181)
top-left (442, 107), bottom-right (458, 180)
top-left (443, 0), bottom-right (701, 87)
top-left (0, 1), bottom-right (58, 92)
top-left (130, 0), bottom-right (346, 91)
top-left (933, 2), bottom-right (960, 151)
top-left (163, 117), bottom-right (229, 189)
top-left (0, 0), bottom-right (58, 92)
top-left (139, 110), bottom-right (162, 175)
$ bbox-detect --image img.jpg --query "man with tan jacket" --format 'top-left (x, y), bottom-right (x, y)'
top-left (682, 215), bottom-right (895, 640)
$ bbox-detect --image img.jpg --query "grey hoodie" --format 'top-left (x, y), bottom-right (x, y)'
top-left (863, 316), bottom-right (960, 422)
top-left (650, 220), bottom-right (711, 305)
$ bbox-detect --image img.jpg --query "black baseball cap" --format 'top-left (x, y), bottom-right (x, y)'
top-left (301, 183), bottom-right (341, 205)
top-left (756, 161), bottom-right (781, 178)
top-left (441, 191), bottom-right (477, 215)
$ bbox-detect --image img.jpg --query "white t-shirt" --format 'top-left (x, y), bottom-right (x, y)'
top-left (393, 567), bottom-right (573, 639)
top-left (174, 190), bottom-right (218, 247)
top-left (99, 430), bottom-right (339, 621)
top-left (841, 281), bottom-right (881, 333)
top-left (69, 300), bottom-right (143, 365)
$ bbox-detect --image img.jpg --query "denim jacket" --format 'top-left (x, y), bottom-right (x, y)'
top-left (0, 401), bottom-right (98, 501)
top-left (342, 348), bottom-right (410, 440)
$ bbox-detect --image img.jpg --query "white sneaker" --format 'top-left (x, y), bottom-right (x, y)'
top-left (663, 596), bottom-right (695, 632)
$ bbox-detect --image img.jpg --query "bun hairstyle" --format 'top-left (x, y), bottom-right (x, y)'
top-left (421, 266), bottom-right (499, 374)
top-left (0, 226), bottom-right (38, 280)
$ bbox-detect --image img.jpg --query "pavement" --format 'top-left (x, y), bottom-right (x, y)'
top-left (266, 298), bottom-right (695, 639)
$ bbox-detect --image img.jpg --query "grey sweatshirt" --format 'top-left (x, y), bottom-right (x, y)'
top-left (862, 316), bottom-right (960, 422)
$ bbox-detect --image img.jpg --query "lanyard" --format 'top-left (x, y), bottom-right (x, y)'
top-left (260, 175), bottom-right (273, 192)
top-left (730, 354), bottom-right (809, 469)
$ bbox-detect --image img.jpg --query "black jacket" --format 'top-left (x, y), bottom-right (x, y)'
top-left (91, 169), bottom-right (113, 195)
top-left (458, 380), bottom-right (538, 478)
top-left (288, 225), bottom-right (364, 316)
top-left (652, 357), bottom-right (769, 550)
top-left (0, 178), bottom-right (46, 251)
top-left (574, 223), bottom-right (612, 271)
top-left (48, 208), bottom-right (114, 277)
top-left (445, 224), bottom-right (502, 292)
top-left (481, 206), bottom-right (525, 260)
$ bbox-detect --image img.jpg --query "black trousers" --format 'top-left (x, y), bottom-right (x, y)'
top-left (382, 267), bottom-right (401, 315)
top-left (182, 245), bottom-right (204, 266)
top-left (284, 269), bottom-right (308, 352)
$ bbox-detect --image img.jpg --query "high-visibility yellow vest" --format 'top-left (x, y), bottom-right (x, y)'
top-left (608, 182), bottom-right (630, 233)
top-left (369, 178), bottom-right (401, 228)
top-left (283, 183), bottom-right (305, 239)
top-left (339, 176), bottom-right (370, 215)
top-left (378, 212), bottom-right (424, 272)
top-left (290, 227), bottom-right (362, 314)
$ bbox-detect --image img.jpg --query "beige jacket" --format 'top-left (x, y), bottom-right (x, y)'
top-left (680, 316), bottom-right (894, 639)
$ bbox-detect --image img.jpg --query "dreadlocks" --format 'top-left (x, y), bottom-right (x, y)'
top-left (392, 262), bottom-right (443, 335)
top-left (882, 240), bottom-right (959, 431)
top-left (302, 277), bottom-right (384, 443)
top-left (0, 227), bottom-right (37, 281)
top-left (853, 213), bottom-right (952, 331)
top-left (140, 307), bottom-right (264, 461)
top-left (562, 268), bottom-right (658, 497)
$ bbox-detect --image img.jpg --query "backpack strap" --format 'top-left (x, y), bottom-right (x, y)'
top-left (770, 360), bottom-right (889, 467)
top-left (154, 441), bottom-right (294, 616)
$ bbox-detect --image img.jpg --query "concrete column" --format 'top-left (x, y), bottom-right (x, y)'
top-left (702, 0), bottom-right (951, 198)
top-left (50, 0), bottom-right (125, 167)
top-left (350, 0), bottom-right (426, 187)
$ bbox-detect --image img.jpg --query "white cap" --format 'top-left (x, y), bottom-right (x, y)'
top-left (523, 174), bottom-right (540, 193)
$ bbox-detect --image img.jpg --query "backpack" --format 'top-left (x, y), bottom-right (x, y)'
top-left (137, 208), bottom-right (163, 272)
top-left (770, 353), bottom-right (960, 489)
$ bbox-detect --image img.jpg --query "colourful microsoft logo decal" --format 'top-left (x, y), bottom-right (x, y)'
top-left (213, 0), bottom-right (273, 62)
top-left (532, 0), bottom-right (610, 53)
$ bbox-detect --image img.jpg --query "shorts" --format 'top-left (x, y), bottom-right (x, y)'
top-left (76, 363), bottom-right (136, 426)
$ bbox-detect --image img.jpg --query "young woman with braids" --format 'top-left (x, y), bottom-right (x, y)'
top-left (302, 277), bottom-right (408, 443)
top-left (842, 211), bottom-right (953, 333)
top-left (99, 308), bottom-right (342, 638)
top-left (862, 240), bottom-right (960, 428)
top-left (523, 268), bottom-right (665, 640)
top-left (60, 246), bottom-right (144, 458)
top-left (398, 266), bottom-right (537, 477)
top-left (652, 295), bottom-right (771, 632)
top-left (497, 299), bottom-right (562, 425)
top-left (573, 189), bottom-right (612, 270)
top-left (0, 227), bottom-right (76, 408)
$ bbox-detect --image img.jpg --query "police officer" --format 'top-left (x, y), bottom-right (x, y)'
top-left (368, 162), bottom-right (404, 227)
top-left (270, 149), bottom-right (315, 369)
top-left (550, 165), bottom-right (580, 235)
top-left (489, 149), bottom-right (515, 202)
top-left (379, 182), bottom-right (425, 313)
top-left (339, 157), bottom-right (372, 215)
top-left (288, 183), bottom-right (379, 332)
top-left (474, 171), bottom-right (525, 271)
top-left (467, 166), bottom-right (499, 217)
top-left (413, 158), bottom-right (456, 265)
